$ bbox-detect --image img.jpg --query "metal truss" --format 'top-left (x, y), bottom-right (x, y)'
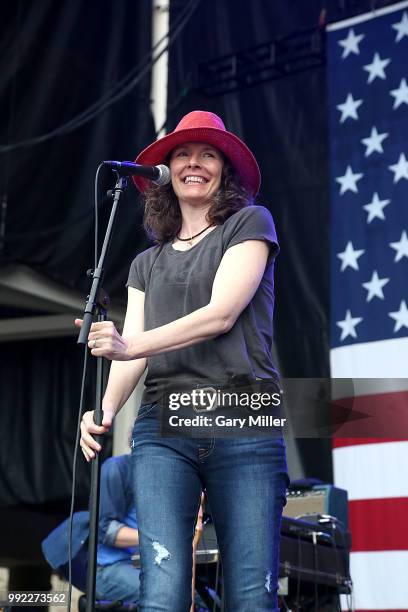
top-left (196, 27), bottom-right (326, 96)
top-left (195, 0), bottom-right (403, 96)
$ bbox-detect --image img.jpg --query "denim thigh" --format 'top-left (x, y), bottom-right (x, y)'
top-left (201, 436), bottom-right (288, 611)
top-left (131, 404), bottom-right (203, 611)
top-left (131, 403), bottom-right (288, 612)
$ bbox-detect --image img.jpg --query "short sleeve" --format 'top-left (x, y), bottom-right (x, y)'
top-left (223, 205), bottom-right (279, 258)
top-left (126, 253), bottom-right (146, 291)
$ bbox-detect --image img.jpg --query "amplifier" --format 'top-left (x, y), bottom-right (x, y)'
top-left (280, 516), bottom-right (351, 592)
top-left (284, 485), bottom-right (348, 528)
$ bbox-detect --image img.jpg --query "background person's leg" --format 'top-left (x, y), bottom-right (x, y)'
top-left (96, 561), bottom-right (140, 602)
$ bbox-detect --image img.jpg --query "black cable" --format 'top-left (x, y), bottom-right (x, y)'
top-left (94, 163), bottom-right (105, 267)
top-left (66, 160), bottom-right (127, 612)
top-left (0, 1), bottom-right (182, 152)
top-left (2, 0), bottom-right (21, 196)
top-left (0, 0), bottom-right (22, 258)
top-left (2, 5), bottom-right (202, 247)
top-left (67, 344), bottom-right (89, 612)
top-left (296, 532), bottom-right (301, 609)
top-left (330, 521), bottom-right (346, 595)
top-left (316, 516), bottom-right (353, 611)
top-left (280, 595), bottom-right (291, 611)
top-left (1, 2), bottom-right (200, 246)
top-left (325, 518), bottom-right (353, 609)
top-left (53, 0), bottom-right (198, 135)
top-left (312, 531), bottom-right (318, 612)
top-left (66, 162), bottom-right (107, 611)
top-left (0, 0), bottom-right (201, 154)
top-left (3, 201), bottom-right (107, 243)
top-left (44, 0), bottom-right (199, 138)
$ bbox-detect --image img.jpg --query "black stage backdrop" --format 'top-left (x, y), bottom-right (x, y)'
top-left (0, 339), bottom-right (104, 507)
top-left (0, 0), bottom-right (155, 509)
top-left (0, 0), bottom-right (389, 511)
top-left (0, 0), bottom-right (154, 298)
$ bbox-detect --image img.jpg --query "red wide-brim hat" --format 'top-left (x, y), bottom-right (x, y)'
top-left (132, 110), bottom-right (261, 197)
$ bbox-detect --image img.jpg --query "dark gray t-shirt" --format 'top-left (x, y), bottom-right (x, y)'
top-left (127, 205), bottom-right (280, 403)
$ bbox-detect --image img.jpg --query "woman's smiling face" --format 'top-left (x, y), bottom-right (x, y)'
top-left (169, 142), bottom-right (224, 205)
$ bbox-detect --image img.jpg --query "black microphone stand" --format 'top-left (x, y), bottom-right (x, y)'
top-left (77, 174), bottom-right (128, 612)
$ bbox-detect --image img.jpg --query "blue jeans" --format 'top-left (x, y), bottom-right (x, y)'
top-left (131, 403), bottom-right (289, 612)
top-left (96, 560), bottom-right (140, 602)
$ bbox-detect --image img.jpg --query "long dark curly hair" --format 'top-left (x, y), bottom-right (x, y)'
top-left (141, 160), bottom-right (253, 244)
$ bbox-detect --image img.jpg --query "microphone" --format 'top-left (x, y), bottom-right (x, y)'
top-left (103, 161), bottom-right (171, 186)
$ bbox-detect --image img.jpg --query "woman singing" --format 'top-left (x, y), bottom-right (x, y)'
top-left (78, 110), bottom-right (289, 611)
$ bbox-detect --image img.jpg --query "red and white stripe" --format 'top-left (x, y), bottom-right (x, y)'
top-left (331, 338), bottom-right (408, 611)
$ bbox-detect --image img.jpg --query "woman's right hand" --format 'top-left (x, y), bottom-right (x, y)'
top-left (80, 408), bottom-right (115, 462)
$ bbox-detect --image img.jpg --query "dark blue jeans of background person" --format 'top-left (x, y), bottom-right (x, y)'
top-left (96, 561), bottom-right (140, 603)
top-left (131, 402), bottom-right (289, 612)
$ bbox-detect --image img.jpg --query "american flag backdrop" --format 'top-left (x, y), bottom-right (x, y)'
top-left (327, 2), bottom-right (408, 610)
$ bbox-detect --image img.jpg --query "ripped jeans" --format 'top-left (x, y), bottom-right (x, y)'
top-left (131, 402), bottom-right (289, 612)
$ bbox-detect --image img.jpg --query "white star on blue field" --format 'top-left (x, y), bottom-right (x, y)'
top-left (328, 6), bottom-right (408, 347)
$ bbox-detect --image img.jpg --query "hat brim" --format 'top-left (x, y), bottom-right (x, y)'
top-left (133, 127), bottom-right (261, 196)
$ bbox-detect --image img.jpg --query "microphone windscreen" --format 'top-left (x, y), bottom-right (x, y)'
top-left (156, 165), bottom-right (171, 186)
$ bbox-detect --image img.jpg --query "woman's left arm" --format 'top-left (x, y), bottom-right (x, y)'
top-left (88, 240), bottom-right (269, 360)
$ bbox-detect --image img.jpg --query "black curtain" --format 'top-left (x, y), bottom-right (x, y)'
top-left (0, 0), bottom-right (155, 299)
top-left (0, 338), bottom-right (108, 507)
top-left (0, 0), bottom-right (155, 509)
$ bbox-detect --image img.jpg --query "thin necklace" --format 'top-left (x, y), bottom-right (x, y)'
top-left (176, 224), bottom-right (212, 246)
